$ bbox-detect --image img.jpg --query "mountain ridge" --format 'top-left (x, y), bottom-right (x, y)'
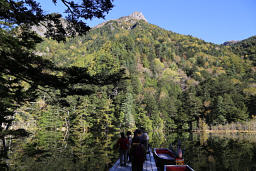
top-left (35, 12), bottom-right (256, 131)
top-left (31, 12), bottom-right (255, 45)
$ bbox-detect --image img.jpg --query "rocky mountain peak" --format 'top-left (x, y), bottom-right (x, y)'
top-left (129, 12), bottom-right (147, 22)
top-left (222, 40), bottom-right (240, 46)
top-left (94, 12), bottom-right (147, 29)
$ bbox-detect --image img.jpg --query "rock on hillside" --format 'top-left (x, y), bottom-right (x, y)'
top-left (95, 11), bottom-right (147, 29)
top-left (30, 16), bottom-right (76, 38)
top-left (222, 40), bottom-right (240, 46)
top-left (125, 11), bottom-right (147, 22)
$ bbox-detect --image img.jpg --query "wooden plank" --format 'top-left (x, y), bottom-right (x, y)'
top-left (109, 159), bottom-right (120, 171)
top-left (109, 147), bottom-right (158, 171)
top-left (148, 148), bottom-right (158, 171)
top-left (144, 153), bottom-right (151, 170)
top-left (109, 158), bottom-right (131, 171)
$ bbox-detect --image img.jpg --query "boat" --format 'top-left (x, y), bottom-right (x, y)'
top-left (153, 148), bottom-right (184, 170)
top-left (164, 165), bottom-right (194, 171)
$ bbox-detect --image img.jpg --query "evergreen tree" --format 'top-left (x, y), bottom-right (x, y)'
top-left (0, 0), bottom-right (119, 131)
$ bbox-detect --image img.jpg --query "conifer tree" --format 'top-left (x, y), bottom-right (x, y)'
top-left (0, 0), bottom-right (118, 131)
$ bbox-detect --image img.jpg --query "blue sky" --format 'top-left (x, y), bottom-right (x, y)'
top-left (38, 0), bottom-right (256, 44)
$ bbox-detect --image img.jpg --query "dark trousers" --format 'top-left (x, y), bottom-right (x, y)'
top-left (132, 162), bottom-right (143, 171)
top-left (127, 149), bottom-right (131, 162)
top-left (119, 149), bottom-right (127, 165)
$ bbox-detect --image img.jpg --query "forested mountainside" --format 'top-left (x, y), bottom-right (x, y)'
top-left (15, 12), bottom-right (256, 133)
top-left (227, 36), bottom-right (256, 65)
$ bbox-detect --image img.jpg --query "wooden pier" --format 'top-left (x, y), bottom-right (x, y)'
top-left (109, 148), bottom-right (158, 171)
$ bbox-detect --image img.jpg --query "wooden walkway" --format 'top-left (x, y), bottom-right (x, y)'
top-left (109, 148), bottom-right (158, 171)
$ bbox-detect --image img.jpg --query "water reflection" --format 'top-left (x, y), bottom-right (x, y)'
top-left (0, 130), bottom-right (119, 171)
top-left (151, 132), bottom-right (256, 171)
top-left (1, 131), bottom-right (256, 171)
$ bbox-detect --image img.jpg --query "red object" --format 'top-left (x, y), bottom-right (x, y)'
top-left (154, 148), bottom-right (177, 170)
top-left (117, 137), bottom-right (129, 150)
top-left (175, 158), bottom-right (184, 165)
top-left (164, 165), bottom-right (194, 171)
top-left (155, 149), bottom-right (176, 158)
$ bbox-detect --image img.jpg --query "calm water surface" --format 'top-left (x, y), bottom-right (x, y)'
top-left (151, 132), bottom-right (256, 171)
top-left (1, 130), bottom-right (256, 171)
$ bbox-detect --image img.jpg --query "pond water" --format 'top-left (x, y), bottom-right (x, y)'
top-left (151, 132), bottom-right (256, 171)
top-left (1, 130), bottom-right (256, 171)
top-left (0, 130), bottom-right (119, 171)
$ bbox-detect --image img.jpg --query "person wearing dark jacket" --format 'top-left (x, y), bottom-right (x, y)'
top-left (130, 129), bottom-right (146, 171)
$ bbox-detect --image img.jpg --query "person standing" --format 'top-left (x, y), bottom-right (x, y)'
top-left (116, 132), bottom-right (129, 167)
top-left (141, 128), bottom-right (149, 153)
top-left (130, 129), bottom-right (146, 171)
top-left (126, 131), bottom-right (132, 162)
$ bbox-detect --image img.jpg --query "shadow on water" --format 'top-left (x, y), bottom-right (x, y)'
top-left (1, 130), bottom-right (256, 171)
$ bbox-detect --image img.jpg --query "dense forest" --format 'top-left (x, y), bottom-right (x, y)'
top-left (12, 12), bottom-right (256, 134)
top-left (2, 1), bottom-right (256, 170)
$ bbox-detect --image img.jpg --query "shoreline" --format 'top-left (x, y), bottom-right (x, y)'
top-left (195, 130), bottom-right (256, 133)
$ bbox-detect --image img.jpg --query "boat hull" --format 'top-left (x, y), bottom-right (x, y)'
top-left (153, 148), bottom-right (176, 170)
top-left (164, 165), bottom-right (194, 171)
